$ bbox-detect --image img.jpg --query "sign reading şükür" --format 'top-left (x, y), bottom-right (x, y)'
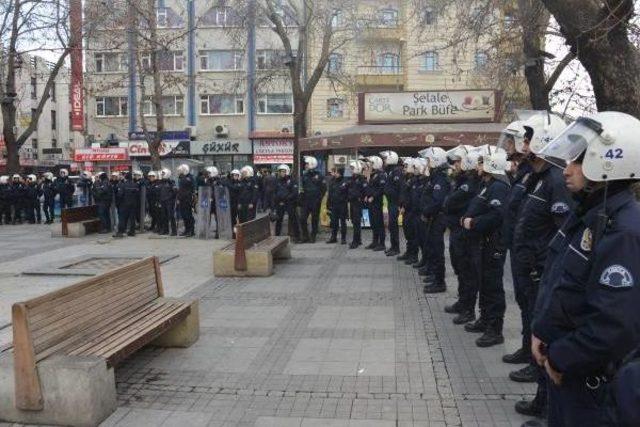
top-left (361, 90), bottom-right (497, 124)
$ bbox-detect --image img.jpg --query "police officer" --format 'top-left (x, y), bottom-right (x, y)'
top-left (531, 112), bottom-right (640, 427)
top-left (147, 171), bottom-right (160, 232)
top-left (158, 168), bottom-right (177, 236)
top-left (41, 172), bottom-right (56, 224)
top-left (93, 172), bottom-right (113, 233)
top-left (77, 171), bottom-right (93, 206)
top-left (238, 166), bottom-right (259, 223)
top-left (410, 159), bottom-right (430, 268)
top-left (381, 150), bottom-right (403, 256)
top-left (397, 159), bottom-right (419, 264)
top-left (273, 164), bottom-right (300, 241)
top-left (0, 176), bottom-right (11, 225)
top-left (204, 166), bottom-right (220, 237)
top-left (364, 155), bottom-right (387, 251)
top-left (228, 169), bottom-right (242, 226)
top-left (300, 156), bottom-right (326, 243)
top-left (24, 174), bottom-right (41, 223)
top-left (114, 172), bottom-right (140, 237)
top-left (509, 114), bottom-right (571, 416)
top-left (461, 147), bottom-right (510, 348)
top-left (347, 160), bottom-right (366, 249)
top-left (176, 164), bottom-right (195, 237)
top-left (443, 146), bottom-right (481, 318)
top-left (55, 169), bottom-right (75, 209)
top-left (327, 167), bottom-right (349, 244)
top-left (419, 147), bottom-right (451, 293)
top-left (10, 174), bottom-right (25, 224)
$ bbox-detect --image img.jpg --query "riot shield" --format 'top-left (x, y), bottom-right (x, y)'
top-left (214, 185), bottom-right (233, 240)
top-left (196, 186), bottom-right (212, 239)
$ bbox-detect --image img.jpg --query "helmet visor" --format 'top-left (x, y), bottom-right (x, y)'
top-left (497, 132), bottom-right (517, 153)
top-left (538, 118), bottom-right (602, 167)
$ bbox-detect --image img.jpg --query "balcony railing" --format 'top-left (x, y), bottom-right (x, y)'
top-left (356, 66), bottom-right (404, 87)
top-left (357, 65), bottom-right (403, 75)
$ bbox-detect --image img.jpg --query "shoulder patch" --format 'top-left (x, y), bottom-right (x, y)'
top-left (600, 265), bottom-right (634, 289)
top-left (460, 184), bottom-right (469, 192)
top-left (580, 228), bottom-right (593, 252)
top-left (489, 199), bottom-right (502, 207)
top-left (551, 202), bottom-right (570, 214)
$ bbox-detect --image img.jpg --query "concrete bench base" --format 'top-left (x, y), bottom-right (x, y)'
top-left (51, 219), bottom-right (101, 238)
top-left (213, 239), bottom-right (291, 277)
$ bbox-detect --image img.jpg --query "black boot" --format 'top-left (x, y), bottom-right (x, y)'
top-left (365, 242), bottom-right (377, 250)
top-left (503, 347), bottom-right (531, 364)
top-left (418, 267), bottom-right (431, 277)
top-left (509, 364), bottom-right (538, 383)
top-left (373, 244), bottom-right (386, 252)
top-left (423, 282), bottom-right (446, 294)
top-left (310, 234), bottom-right (316, 243)
top-left (340, 238), bottom-right (347, 245)
top-left (349, 242), bottom-right (360, 249)
top-left (326, 236), bottom-right (338, 244)
top-left (476, 326), bottom-right (504, 348)
top-left (515, 397), bottom-right (546, 418)
top-left (397, 252), bottom-right (409, 261)
top-left (464, 318), bottom-right (487, 333)
top-left (453, 311), bottom-right (475, 325)
top-left (386, 248), bottom-right (400, 257)
top-left (404, 255), bottom-right (418, 265)
top-left (412, 259), bottom-right (427, 269)
top-left (444, 302), bottom-right (462, 314)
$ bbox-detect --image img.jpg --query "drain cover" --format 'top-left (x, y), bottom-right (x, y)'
top-left (22, 254), bottom-right (179, 276)
top-left (60, 257), bottom-right (143, 270)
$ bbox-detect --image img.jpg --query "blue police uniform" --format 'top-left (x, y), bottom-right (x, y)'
top-left (347, 174), bottom-right (366, 247)
top-left (419, 168), bottom-right (451, 287)
top-left (116, 177), bottom-right (140, 236)
top-left (300, 169), bottom-right (326, 242)
top-left (384, 165), bottom-right (404, 252)
top-left (463, 176), bottom-right (510, 335)
top-left (237, 177), bottom-right (259, 223)
top-left (532, 186), bottom-right (640, 427)
top-left (327, 175), bottom-right (349, 242)
top-left (177, 173), bottom-right (195, 236)
top-left (399, 174), bottom-right (418, 261)
top-left (410, 176), bottom-right (428, 266)
top-left (273, 175), bottom-right (300, 239)
top-left (364, 170), bottom-right (388, 249)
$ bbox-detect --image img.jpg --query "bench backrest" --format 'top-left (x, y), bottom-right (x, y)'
top-left (61, 205), bottom-right (98, 236)
top-left (12, 257), bottom-right (163, 411)
top-left (234, 216), bottom-right (271, 271)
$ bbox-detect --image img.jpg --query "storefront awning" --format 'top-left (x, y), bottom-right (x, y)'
top-left (300, 122), bottom-right (506, 152)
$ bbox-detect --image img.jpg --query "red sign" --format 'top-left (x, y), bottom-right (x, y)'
top-left (254, 154), bottom-right (294, 164)
top-left (69, 0), bottom-right (84, 132)
top-left (74, 148), bottom-right (128, 162)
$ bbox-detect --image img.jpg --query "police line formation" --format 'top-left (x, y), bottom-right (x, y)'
top-left (1, 111), bottom-right (640, 425)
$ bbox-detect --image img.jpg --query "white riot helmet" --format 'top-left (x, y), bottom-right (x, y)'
top-left (110, 171), bottom-right (120, 179)
top-left (59, 168), bottom-right (68, 177)
top-left (304, 156), bottom-right (318, 170)
top-left (419, 147), bottom-right (448, 169)
top-left (0, 175), bottom-right (8, 184)
top-left (482, 147), bottom-right (509, 176)
top-left (231, 169), bottom-right (240, 176)
top-left (205, 166), bottom-right (219, 177)
top-left (539, 112), bottom-right (640, 182)
top-left (43, 172), bottom-right (54, 180)
top-left (133, 170), bottom-right (143, 178)
top-left (12, 174), bottom-right (21, 180)
top-left (518, 112), bottom-right (567, 155)
top-left (367, 156), bottom-right (384, 171)
top-left (414, 158), bottom-right (428, 176)
top-left (461, 149), bottom-right (481, 171)
top-left (148, 171), bottom-right (158, 178)
top-left (380, 150), bottom-right (399, 166)
top-left (241, 165), bottom-right (254, 178)
top-left (402, 158), bottom-right (415, 174)
top-left (276, 164), bottom-right (290, 175)
top-left (498, 121), bottom-right (525, 154)
top-left (349, 160), bottom-right (364, 175)
top-left (446, 145), bottom-right (472, 163)
top-left (160, 168), bottom-right (171, 179)
top-left (81, 171), bottom-right (92, 179)
top-left (177, 164), bottom-right (190, 176)
top-left (27, 174), bottom-right (36, 182)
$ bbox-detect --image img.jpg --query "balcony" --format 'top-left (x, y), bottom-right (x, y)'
top-left (356, 66), bottom-right (405, 88)
top-left (359, 24), bottom-right (404, 41)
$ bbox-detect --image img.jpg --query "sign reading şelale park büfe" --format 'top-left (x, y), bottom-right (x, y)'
top-left (361, 90), bottom-right (497, 123)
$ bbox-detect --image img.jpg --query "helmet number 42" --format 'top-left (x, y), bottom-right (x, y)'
top-left (605, 149), bottom-right (624, 159)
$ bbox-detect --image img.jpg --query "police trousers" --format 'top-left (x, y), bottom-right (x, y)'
top-left (368, 200), bottom-right (385, 245)
top-left (43, 198), bottom-right (55, 222)
top-left (97, 201), bottom-right (112, 232)
top-left (403, 211), bottom-right (418, 256)
top-left (426, 214), bottom-right (447, 281)
top-left (349, 201), bottom-right (362, 245)
top-left (238, 204), bottom-right (256, 224)
top-left (275, 202), bottom-right (299, 238)
top-left (511, 251), bottom-right (534, 352)
top-left (330, 204), bottom-right (347, 241)
top-left (476, 238), bottom-right (507, 329)
top-left (178, 198), bottom-right (194, 233)
top-left (301, 199), bottom-right (321, 239)
top-left (548, 375), bottom-right (618, 427)
top-left (458, 234), bottom-right (481, 313)
top-left (118, 204), bottom-right (137, 234)
top-left (449, 225), bottom-right (465, 293)
top-left (387, 200), bottom-right (400, 250)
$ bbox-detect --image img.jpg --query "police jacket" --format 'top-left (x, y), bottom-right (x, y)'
top-left (116, 179), bottom-right (140, 207)
top-left (301, 170), bottom-right (326, 204)
top-left (347, 175), bottom-right (366, 204)
top-left (93, 179), bottom-right (113, 203)
top-left (159, 179), bottom-right (176, 203)
top-left (409, 176), bottom-right (428, 214)
top-left (227, 179), bottom-right (242, 205)
top-left (42, 180), bottom-right (56, 200)
top-left (502, 162), bottom-right (535, 249)
top-left (147, 180), bottom-right (161, 205)
top-left (54, 177), bottom-right (75, 199)
top-left (384, 166), bottom-right (404, 205)
top-left (77, 178), bottom-right (92, 194)
top-left (25, 183), bottom-right (40, 202)
top-left (10, 182), bottom-right (26, 203)
top-left (513, 164), bottom-right (573, 274)
top-left (420, 169), bottom-right (450, 219)
top-left (273, 176), bottom-right (298, 206)
top-left (532, 187), bottom-right (640, 379)
top-left (464, 176), bottom-right (510, 240)
top-left (0, 183), bottom-right (9, 203)
top-left (237, 178), bottom-right (259, 206)
top-left (400, 175), bottom-right (415, 211)
top-left (443, 172), bottom-right (480, 228)
top-left (328, 176), bottom-right (348, 210)
top-left (364, 170), bottom-right (387, 205)
top-left (177, 174), bottom-right (195, 202)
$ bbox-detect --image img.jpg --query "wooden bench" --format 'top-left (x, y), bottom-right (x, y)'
top-left (0, 257), bottom-right (199, 426)
top-left (213, 215), bottom-right (291, 277)
top-left (52, 205), bottom-right (102, 237)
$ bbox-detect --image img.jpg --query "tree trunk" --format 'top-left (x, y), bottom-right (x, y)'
top-left (149, 141), bottom-right (162, 170)
top-left (293, 101), bottom-right (307, 178)
top-left (518, 0), bottom-right (551, 110)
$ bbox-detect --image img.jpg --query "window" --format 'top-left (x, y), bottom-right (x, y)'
top-left (200, 50), bottom-right (243, 71)
top-left (50, 84), bottom-right (56, 102)
top-left (51, 138), bottom-right (57, 148)
top-left (31, 138), bottom-right (38, 150)
top-left (327, 53), bottom-right (343, 74)
top-left (378, 8), bottom-right (398, 27)
top-left (256, 50), bottom-right (293, 70)
top-left (331, 10), bottom-right (343, 28)
top-left (95, 52), bottom-right (127, 73)
top-left (96, 97), bottom-right (128, 117)
top-left (31, 108), bottom-right (37, 119)
top-left (424, 7), bottom-right (436, 25)
top-left (142, 95), bottom-right (184, 116)
top-left (214, 7), bottom-right (227, 26)
top-left (503, 13), bottom-right (515, 29)
top-left (159, 51), bottom-right (184, 71)
top-left (421, 51), bottom-right (439, 71)
top-left (326, 98), bottom-right (345, 118)
top-left (475, 51), bottom-right (488, 70)
top-left (30, 78), bottom-right (37, 99)
top-left (156, 8), bottom-right (168, 27)
top-left (51, 110), bottom-right (57, 130)
top-left (257, 93), bottom-right (293, 114)
top-left (200, 95), bottom-right (244, 115)
top-left (377, 52), bottom-right (400, 73)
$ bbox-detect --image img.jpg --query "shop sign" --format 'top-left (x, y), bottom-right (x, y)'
top-left (191, 140), bottom-right (252, 155)
top-left (128, 130), bottom-right (190, 141)
top-left (74, 147), bottom-right (129, 162)
top-left (253, 139), bottom-right (294, 164)
top-left (361, 90), bottom-right (497, 123)
top-left (124, 140), bottom-right (190, 157)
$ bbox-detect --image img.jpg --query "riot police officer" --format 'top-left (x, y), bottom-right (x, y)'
top-left (364, 156), bottom-right (387, 251)
top-left (147, 171), bottom-right (160, 232)
top-left (273, 164), bottom-right (300, 242)
top-left (77, 171), bottom-right (93, 206)
top-left (158, 168), bottom-right (177, 236)
top-left (24, 174), bottom-right (41, 223)
top-left (93, 172), bottom-right (113, 233)
top-left (347, 160), bottom-right (366, 249)
top-left (41, 172), bottom-right (56, 224)
top-left (55, 169), bottom-right (75, 209)
top-left (410, 159), bottom-right (429, 268)
top-left (397, 159), bottom-right (419, 264)
top-left (327, 167), bottom-right (349, 244)
top-left (176, 164), bottom-right (195, 237)
top-left (531, 112), bottom-right (640, 427)
top-left (300, 156), bottom-right (326, 243)
top-left (419, 147), bottom-right (451, 293)
top-left (0, 176), bottom-right (11, 224)
top-left (228, 169), bottom-right (242, 226)
top-left (381, 150), bottom-right (403, 256)
top-left (461, 147), bottom-right (510, 348)
top-left (10, 174), bottom-right (25, 224)
top-left (238, 166), bottom-right (259, 223)
top-left (114, 172), bottom-right (140, 237)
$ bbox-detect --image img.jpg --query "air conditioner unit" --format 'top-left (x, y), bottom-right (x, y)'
top-left (186, 126), bottom-right (197, 138)
top-left (214, 124), bottom-right (229, 137)
top-left (281, 124), bottom-right (292, 133)
top-left (335, 155), bottom-right (348, 165)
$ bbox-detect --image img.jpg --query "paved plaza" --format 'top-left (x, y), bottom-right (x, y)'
top-left (0, 224), bottom-right (536, 426)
